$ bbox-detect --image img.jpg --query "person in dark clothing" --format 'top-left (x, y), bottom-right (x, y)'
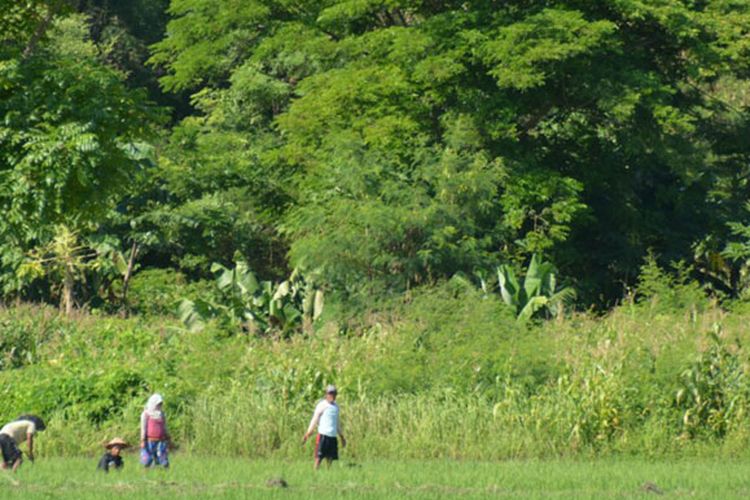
top-left (97, 438), bottom-right (128, 472)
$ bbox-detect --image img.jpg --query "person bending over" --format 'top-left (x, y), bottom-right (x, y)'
top-left (0, 414), bottom-right (45, 473)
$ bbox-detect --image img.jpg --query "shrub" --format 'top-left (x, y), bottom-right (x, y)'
top-left (675, 329), bottom-right (749, 439)
top-left (636, 254), bottom-right (708, 313)
top-left (1, 290), bottom-right (750, 459)
top-left (127, 268), bottom-right (211, 317)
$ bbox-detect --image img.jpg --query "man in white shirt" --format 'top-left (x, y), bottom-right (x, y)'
top-left (0, 414), bottom-right (45, 473)
top-left (302, 385), bottom-right (347, 469)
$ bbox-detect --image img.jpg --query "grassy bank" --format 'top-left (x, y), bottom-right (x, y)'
top-left (1, 281), bottom-right (750, 459)
top-left (3, 457), bottom-right (750, 498)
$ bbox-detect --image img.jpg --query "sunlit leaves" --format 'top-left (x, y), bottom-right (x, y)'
top-left (482, 9), bottom-right (617, 90)
top-left (149, 0), bottom-right (750, 302)
top-left (0, 16), bottom-right (160, 296)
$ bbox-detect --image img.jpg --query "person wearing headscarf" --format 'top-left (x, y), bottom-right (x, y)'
top-left (0, 414), bottom-right (46, 472)
top-left (140, 394), bottom-right (170, 468)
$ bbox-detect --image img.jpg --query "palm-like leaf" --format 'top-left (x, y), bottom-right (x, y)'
top-left (523, 254), bottom-right (543, 299)
top-left (517, 296), bottom-right (549, 322)
top-left (495, 254), bottom-right (576, 321)
top-left (497, 265), bottom-right (519, 307)
top-left (181, 260), bottom-right (324, 336)
top-left (178, 298), bottom-right (219, 332)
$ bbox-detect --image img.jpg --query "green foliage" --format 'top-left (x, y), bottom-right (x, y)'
top-left (675, 328), bottom-right (749, 439)
top-left (16, 225), bottom-right (130, 315)
top-left (179, 260), bottom-right (324, 337)
top-left (494, 254), bottom-right (576, 322)
top-left (636, 253), bottom-right (707, 313)
top-left (0, 1), bottom-right (72, 57)
top-left (145, 0), bottom-right (750, 304)
top-left (127, 268), bottom-right (211, 317)
top-left (483, 9), bottom-right (617, 90)
top-left (0, 16), bottom-right (157, 231)
top-left (0, 15), bottom-right (160, 299)
top-left (149, 0), bottom-right (274, 92)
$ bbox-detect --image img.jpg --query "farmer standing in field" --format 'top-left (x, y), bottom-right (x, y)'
top-left (140, 393), bottom-right (170, 469)
top-left (0, 414), bottom-right (45, 473)
top-left (302, 385), bottom-right (346, 469)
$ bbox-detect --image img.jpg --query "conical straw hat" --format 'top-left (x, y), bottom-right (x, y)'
top-left (105, 437), bottom-right (129, 449)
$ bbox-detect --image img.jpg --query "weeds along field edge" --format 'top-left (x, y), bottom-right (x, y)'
top-left (2, 283), bottom-right (750, 460)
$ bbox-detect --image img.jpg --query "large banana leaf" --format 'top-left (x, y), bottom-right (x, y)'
top-left (517, 296), bottom-right (549, 323)
top-left (211, 263), bottom-right (234, 292)
top-left (178, 298), bottom-right (219, 332)
top-left (273, 280), bottom-right (290, 301)
top-left (313, 289), bottom-right (324, 320)
top-left (523, 254), bottom-right (543, 299)
top-left (236, 266), bottom-right (260, 295)
top-left (524, 254), bottom-right (556, 299)
top-left (181, 260), bottom-right (324, 336)
top-left (497, 265), bottom-right (520, 307)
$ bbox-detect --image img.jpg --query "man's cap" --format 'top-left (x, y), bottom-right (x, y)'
top-left (326, 384), bottom-right (337, 394)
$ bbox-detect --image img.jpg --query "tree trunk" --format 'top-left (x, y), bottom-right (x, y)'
top-left (22, 1), bottom-right (63, 59)
top-left (121, 241), bottom-right (139, 310)
top-left (62, 260), bottom-right (74, 316)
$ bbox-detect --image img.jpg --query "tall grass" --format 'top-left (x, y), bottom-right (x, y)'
top-left (3, 280), bottom-right (750, 460)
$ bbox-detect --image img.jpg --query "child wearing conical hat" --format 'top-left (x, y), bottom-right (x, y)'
top-left (97, 437), bottom-right (129, 472)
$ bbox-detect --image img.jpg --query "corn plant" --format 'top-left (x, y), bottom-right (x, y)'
top-left (675, 328), bottom-right (748, 438)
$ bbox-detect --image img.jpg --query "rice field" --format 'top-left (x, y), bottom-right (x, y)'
top-left (2, 456), bottom-right (750, 498)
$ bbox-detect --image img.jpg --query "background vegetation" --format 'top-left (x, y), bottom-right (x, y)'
top-left (2, 0), bottom-right (750, 461)
top-left (0, 274), bottom-right (748, 460)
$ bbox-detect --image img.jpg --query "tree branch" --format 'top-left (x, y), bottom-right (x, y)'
top-left (22, 0), bottom-right (67, 59)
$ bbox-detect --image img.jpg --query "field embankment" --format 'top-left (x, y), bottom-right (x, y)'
top-left (1, 281), bottom-right (749, 461)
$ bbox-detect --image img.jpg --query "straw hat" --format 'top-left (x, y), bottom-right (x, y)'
top-left (105, 437), bottom-right (129, 449)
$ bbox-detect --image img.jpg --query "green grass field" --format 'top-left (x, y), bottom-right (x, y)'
top-left (2, 456), bottom-right (749, 498)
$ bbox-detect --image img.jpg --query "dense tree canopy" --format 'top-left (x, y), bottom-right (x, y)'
top-left (0, 8), bottom-right (159, 297)
top-left (2, 0), bottom-right (750, 308)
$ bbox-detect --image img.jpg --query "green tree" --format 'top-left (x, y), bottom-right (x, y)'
top-left (151, 0), bottom-right (750, 303)
top-left (0, 15), bottom-right (160, 297)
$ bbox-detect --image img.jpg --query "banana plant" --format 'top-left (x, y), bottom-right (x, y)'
top-left (496, 254), bottom-right (575, 322)
top-left (179, 260), bottom-right (324, 336)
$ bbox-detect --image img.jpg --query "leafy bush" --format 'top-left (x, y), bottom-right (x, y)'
top-left (179, 261), bottom-right (323, 337)
top-left (0, 306), bottom-right (60, 370)
top-left (675, 329), bottom-right (749, 438)
top-left (636, 254), bottom-right (708, 313)
top-left (127, 268), bottom-right (211, 317)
